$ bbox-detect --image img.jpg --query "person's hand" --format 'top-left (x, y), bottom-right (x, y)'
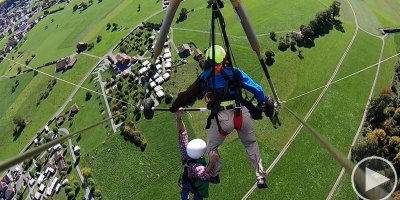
top-left (257, 95), bottom-right (275, 118)
top-left (175, 107), bottom-right (184, 119)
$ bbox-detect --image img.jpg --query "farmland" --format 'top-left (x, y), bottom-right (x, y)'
top-left (0, 0), bottom-right (399, 199)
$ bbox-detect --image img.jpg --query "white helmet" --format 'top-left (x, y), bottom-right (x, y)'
top-left (187, 139), bottom-right (207, 159)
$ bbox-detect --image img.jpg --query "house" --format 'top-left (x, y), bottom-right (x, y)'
top-left (122, 70), bottom-right (129, 77)
top-left (142, 60), bottom-right (150, 67)
top-left (155, 77), bottom-right (164, 85)
top-left (162, 73), bottom-right (170, 80)
top-left (70, 104), bottom-right (79, 113)
top-left (116, 53), bottom-right (131, 65)
top-left (150, 81), bottom-right (156, 89)
top-left (28, 179), bottom-right (35, 187)
top-left (53, 144), bottom-right (62, 151)
top-left (34, 191), bottom-right (41, 200)
top-left (165, 58), bottom-right (172, 63)
top-left (73, 146), bottom-right (80, 154)
top-left (54, 151), bottom-right (63, 161)
top-left (55, 56), bottom-right (77, 72)
top-left (194, 48), bottom-right (203, 61)
top-left (44, 125), bottom-right (50, 133)
top-left (165, 62), bottom-right (171, 69)
top-left (156, 90), bottom-right (165, 98)
top-left (0, 181), bottom-right (7, 193)
top-left (151, 73), bottom-right (160, 80)
top-left (45, 177), bottom-right (58, 196)
top-left (55, 183), bottom-right (61, 193)
top-left (164, 48), bottom-right (170, 53)
top-left (5, 183), bottom-right (15, 200)
top-left (139, 67), bottom-right (148, 75)
top-left (56, 116), bottom-right (64, 126)
top-left (57, 159), bottom-right (66, 171)
top-left (76, 42), bottom-right (87, 51)
top-left (1, 174), bottom-right (12, 184)
top-left (44, 162), bottom-right (55, 175)
top-left (154, 85), bottom-right (163, 92)
top-left (38, 184), bottom-right (45, 192)
top-left (155, 64), bottom-right (162, 70)
top-left (163, 52), bottom-right (171, 59)
top-left (37, 174), bottom-right (45, 185)
top-left (178, 44), bottom-right (191, 58)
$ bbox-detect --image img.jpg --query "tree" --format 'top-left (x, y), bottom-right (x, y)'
top-left (86, 91), bottom-right (93, 101)
top-left (65, 185), bottom-right (73, 193)
top-left (94, 190), bottom-right (102, 197)
top-left (81, 2), bottom-right (88, 10)
top-left (73, 4), bottom-right (79, 12)
top-left (96, 35), bottom-right (102, 43)
top-left (106, 23), bottom-right (111, 30)
top-left (351, 138), bottom-right (378, 162)
top-left (137, 4), bottom-right (141, 12)
top-left (73, 180), bottom-right (80, 187)
top-left (112, 23), bottom-right (118, 31)
top-left (87, 42), bottom-right (95, 50)
top-left (330, 1), bottom-right (341, 18)
top-left (13, 116), bottom-right (26, 128)
top-left (98, 0), bottom-right (102, 3)
top-left (177, 8), bottom-right (189, 22)
top-left (67, 191), bottom-right (75, 200)
top-left (87, 177), bottom-right (95, 186)
top-left (44, 10), bottom-right (49, 15)
top-left (301, 25), bottom-right (314, 41)
top-left (265, 49), bottom-right (275, 59)
top-left (81, 167), bottom-right (92, 179)
top-left (298, 49), bottom-right (304, 59)
top-left (269, 31), bottom-right (276, 41)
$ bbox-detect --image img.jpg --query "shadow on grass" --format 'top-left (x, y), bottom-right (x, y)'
top-left (13, 126), bottom-right (25, 141)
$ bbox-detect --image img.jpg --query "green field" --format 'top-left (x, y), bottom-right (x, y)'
top-left (1, 0), bottom-right (400, 199)
top-left (0, 54), bottom-right (98, 161)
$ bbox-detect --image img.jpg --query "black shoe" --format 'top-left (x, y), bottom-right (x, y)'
top-left (209, 175), bottom-right (220, 184)
top-left (257, 178), bottom-right (267, 188)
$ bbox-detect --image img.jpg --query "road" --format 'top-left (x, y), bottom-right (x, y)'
top-left (241, 0), bottom-right (362, 198)
top-left (59, 128), bottom-right (91, 199)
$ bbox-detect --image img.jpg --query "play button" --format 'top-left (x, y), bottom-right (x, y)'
top-left (351, 156), bottom-right (397, 200)
top-left (365, 167), bottom-right (390, 192)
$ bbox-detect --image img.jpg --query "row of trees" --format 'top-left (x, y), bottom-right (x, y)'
top-left (269, 1), bottom-right (341, 49)
top-left (120, 121), bottom-right (147, 151)
top-left (36, 78), bottom-right (57, 106)
top-left (352, 61), bottom-right (400, 180)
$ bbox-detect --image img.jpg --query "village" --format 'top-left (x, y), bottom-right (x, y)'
top-left (0, 0), bottom-right (205, 198)
top-left (0, 0), bottom-right (71, 63)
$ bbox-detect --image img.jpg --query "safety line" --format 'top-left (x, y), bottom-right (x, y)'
top-left (280, 52), bottom-right (400, 103)
top-left (1, 56), bottom-right (133, 106)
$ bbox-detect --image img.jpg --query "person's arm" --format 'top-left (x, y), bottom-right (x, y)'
top-left (235, 67), bottom-right (265, 103)
top-left (176, 109), bottom-right (188, 164)
top-left (170, 77), bottom-right (203, 113)
top-left (187, 151), bottom-right (219, 180)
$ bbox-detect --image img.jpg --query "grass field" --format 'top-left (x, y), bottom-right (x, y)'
top-left (1, 0), bottom-right (399, 199)
top-left (0, 54), bottom-right (98, 161)
top-left (249, 30), bottom-right (382, 199)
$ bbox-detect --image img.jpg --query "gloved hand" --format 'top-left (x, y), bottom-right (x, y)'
top-left (257, 95), bottom-right (275, 118)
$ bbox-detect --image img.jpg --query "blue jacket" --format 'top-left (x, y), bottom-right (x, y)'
top-left (199, 66), bottom-right (265, 103)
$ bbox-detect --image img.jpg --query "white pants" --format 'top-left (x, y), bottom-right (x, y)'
top-left (207, 106), bottom-right (266, 179)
